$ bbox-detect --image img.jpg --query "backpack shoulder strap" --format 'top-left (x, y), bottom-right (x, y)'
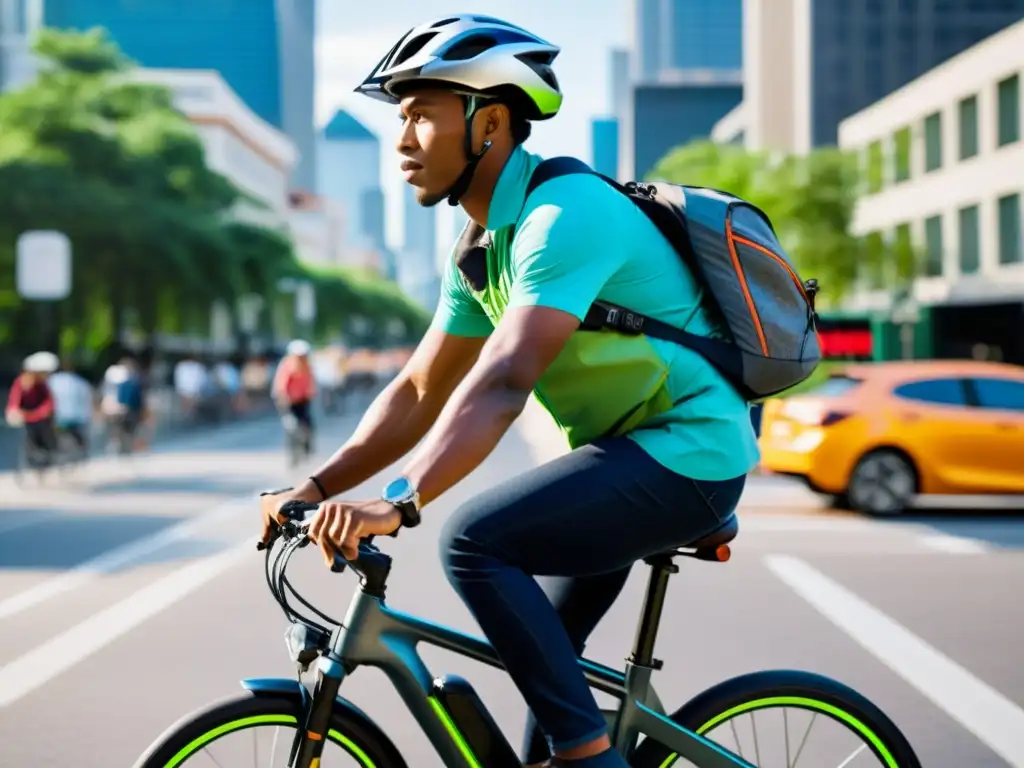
top-left (524, 156), bottom-right (596, 199)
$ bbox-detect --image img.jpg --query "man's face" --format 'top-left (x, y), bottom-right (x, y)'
top-left (396, 89), bottom-right (470, 207)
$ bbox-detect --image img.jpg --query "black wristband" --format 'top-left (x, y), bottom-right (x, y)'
top-left (309, 475), bottom-right (328, 501)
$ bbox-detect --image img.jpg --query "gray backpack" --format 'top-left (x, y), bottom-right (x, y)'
top-left (523, 157), bottom-right (822, 401)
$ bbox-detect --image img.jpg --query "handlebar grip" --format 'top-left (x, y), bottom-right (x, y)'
top-left (328, 534), bottom-right (377, 573)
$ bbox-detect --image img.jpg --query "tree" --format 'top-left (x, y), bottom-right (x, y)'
top-left (647, 140), bottom-right (873, 306)
top-left (0, 27), bottom-right (430, 373)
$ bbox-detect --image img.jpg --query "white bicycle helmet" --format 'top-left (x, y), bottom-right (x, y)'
top-left (355, 14), bottom-right (564, 204)
top-left (287, 339), bottom-right (311, 357)
top-left (22, 351), bottom-right (59, 374)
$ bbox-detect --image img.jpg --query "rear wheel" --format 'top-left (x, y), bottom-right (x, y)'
top-left (630, 670), bottom-right (921, 768)
top-left (133, 691), bottom-right (407, 768)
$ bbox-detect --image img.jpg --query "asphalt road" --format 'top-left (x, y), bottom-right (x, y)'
top-left (0, 399), bottom-right (1022, 767)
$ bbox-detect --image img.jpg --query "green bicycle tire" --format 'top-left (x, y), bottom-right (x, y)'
top-left (132, 690), bottom-right (408, 768)
top-left (629, 669), bottom-right (922, 768)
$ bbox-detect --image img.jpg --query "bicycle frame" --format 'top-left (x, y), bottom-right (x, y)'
top-left (260, 557), bottom-right (753, 768)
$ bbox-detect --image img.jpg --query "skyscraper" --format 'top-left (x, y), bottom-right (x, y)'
top-left (735, 0), bottom-right (1024, 152)
top-left (317, 109), bottom-right (382, 253)
top-left (276, 0), bottom-right (316, 189)
top-left (609, 48), bottom-right (631, 117)
top-left (0, 0), bottom-right (42, 91)
top-left (591, 118), bottom-right (619, 178)
top-left (808, 0), bottom-right (1024, 146)
top-left (400, 185), bottom-right (439, 312)
top-left (627, 0), bottom-right (744, 179)
top-left (43, 0), bottom-right (316, 187)
top-left (633, 0), bottom-right (743, 80)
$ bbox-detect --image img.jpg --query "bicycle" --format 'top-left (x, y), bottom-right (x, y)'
top-left (13, 423), bottom-right (85, 485)
top-left (133, 498), bottom-right (922, 768)
top-left (281, 408), bottom-right (314, 467)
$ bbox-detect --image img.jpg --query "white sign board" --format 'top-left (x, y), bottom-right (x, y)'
top-left (16, 230), bottom-right (72, 300)
top-left (295, 282), bottom-right (317, 323)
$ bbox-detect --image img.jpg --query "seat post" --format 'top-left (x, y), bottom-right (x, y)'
top-left (627, 553), bottom-right (679, 669)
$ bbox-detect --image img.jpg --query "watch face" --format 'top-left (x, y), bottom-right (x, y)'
top-left (383, 477), bottom-right (413, 503)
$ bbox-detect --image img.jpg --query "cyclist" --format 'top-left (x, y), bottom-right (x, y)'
top-left (6, 351), bottom-right (59, 465)
top-left (48, 358), bottom-right (94, 454)
top-left (261, 15), bottom-right (758, 768)
top-left (101, 358), bottom-right (147, 453)
top-left (272, 339), bottom-right (317, 452)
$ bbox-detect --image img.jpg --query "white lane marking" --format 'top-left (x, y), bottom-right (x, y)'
top-left (0, 538), bottom-right (251, 708)
top-left (0, 498), bottom-right (254, 622)
top-left (918, 533), bottom-right (989, 555)
top-left (765, 555), bottom-right (1024, 767)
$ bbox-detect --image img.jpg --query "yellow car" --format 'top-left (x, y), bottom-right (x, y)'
top-left (758, 360), bottom-right (1024, 515)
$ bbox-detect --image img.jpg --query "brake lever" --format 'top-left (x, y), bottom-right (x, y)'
top-left (256, 488), bottom-right (294, 551)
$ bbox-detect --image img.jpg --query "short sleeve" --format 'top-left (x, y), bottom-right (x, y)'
top-left (507, 176), bottom-right (625, 321)
top-left (430, 252), bottom-right (494, 338)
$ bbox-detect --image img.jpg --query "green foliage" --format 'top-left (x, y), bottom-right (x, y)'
top-left (647, 140), bottom-right (875, 306)
top-left (0, 27), bottom-right (422, 372)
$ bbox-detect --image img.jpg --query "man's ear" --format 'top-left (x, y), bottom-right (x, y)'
top-left (482, 102), bottom-right (509, 140)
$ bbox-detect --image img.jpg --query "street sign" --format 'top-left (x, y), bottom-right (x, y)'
top-left (295, 282), bottom-right (316, 323)
top-left (16, 230), bottom-right (71, 300)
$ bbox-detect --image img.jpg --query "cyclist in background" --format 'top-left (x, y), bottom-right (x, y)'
top-left (6, 352), bottom-right (59, 465)
top-left (48, 358), bottom-right (94, 454)
top-left (273, 339), bottom-right (317, 453)
top-left (101, 358), bottom-right (147, 453)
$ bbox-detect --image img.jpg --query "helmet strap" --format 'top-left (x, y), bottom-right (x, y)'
top-left (445, 95), bottom-right (492, 206)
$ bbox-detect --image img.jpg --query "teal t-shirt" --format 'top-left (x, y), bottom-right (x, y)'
top-left (432, 146), bottom-right (760, 481)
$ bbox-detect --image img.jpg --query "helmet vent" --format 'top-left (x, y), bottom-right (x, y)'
top-left (517, 51), bottom-right (556, 66)
top-left (393, 32), bottom-right (438, 66)
top-left (442, 34), bottom-right (498, 61)
top-left (430, 17), bottom-right (460, 28)
top-left (515, 52), bottom-right (560, 89)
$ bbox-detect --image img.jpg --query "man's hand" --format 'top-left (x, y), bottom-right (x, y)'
top-left (306, 499), bottom-right (402, 565)
top-left (259, 485), bottom-right (322, 544)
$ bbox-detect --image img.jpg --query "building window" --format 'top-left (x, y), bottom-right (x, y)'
top-left (924, 215), bottom-right (943, 276)
top-left (866, 140), bottom-right (884, 193)
top-left (997, 74), bottom-right (1020, 147)
top-left (924, 111), bottom-right (942, 172)
top-left (998, 193), bottom-right (1021, 265)
top-left (863, 231), bottom-right (887, 289)
top-left (893, 222), bottom-right (916, 279)
top-left (959, 95), bottom-right (979, 159)
top-left (958, 204), bottom-right (980, 274)
top-left (893, 126), bottom-right (912, 182)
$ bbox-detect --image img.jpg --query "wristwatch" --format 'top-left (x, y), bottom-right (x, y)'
top-left (381, 476), bottom-right (422, 529)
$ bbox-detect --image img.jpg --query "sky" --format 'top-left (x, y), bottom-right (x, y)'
top-left (314, 1), bottom-right (632, 252)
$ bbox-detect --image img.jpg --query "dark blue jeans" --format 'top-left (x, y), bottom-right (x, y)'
top-left (439, 437), bottom-right (746, 764)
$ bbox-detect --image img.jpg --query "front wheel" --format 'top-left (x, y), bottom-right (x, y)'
top-left (630, 670), bottom-right (921, 768)
top-left (133, 691), bottom-right (407, 768)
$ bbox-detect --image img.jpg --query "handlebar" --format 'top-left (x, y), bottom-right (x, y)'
top-left (257, 493), bottom-right (394, 595)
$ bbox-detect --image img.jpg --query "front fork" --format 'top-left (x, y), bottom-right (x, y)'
top-left (289, 654), bottom-right (346, 768)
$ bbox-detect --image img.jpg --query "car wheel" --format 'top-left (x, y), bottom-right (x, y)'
top-left (847, 450), bottom-right (917, 516)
